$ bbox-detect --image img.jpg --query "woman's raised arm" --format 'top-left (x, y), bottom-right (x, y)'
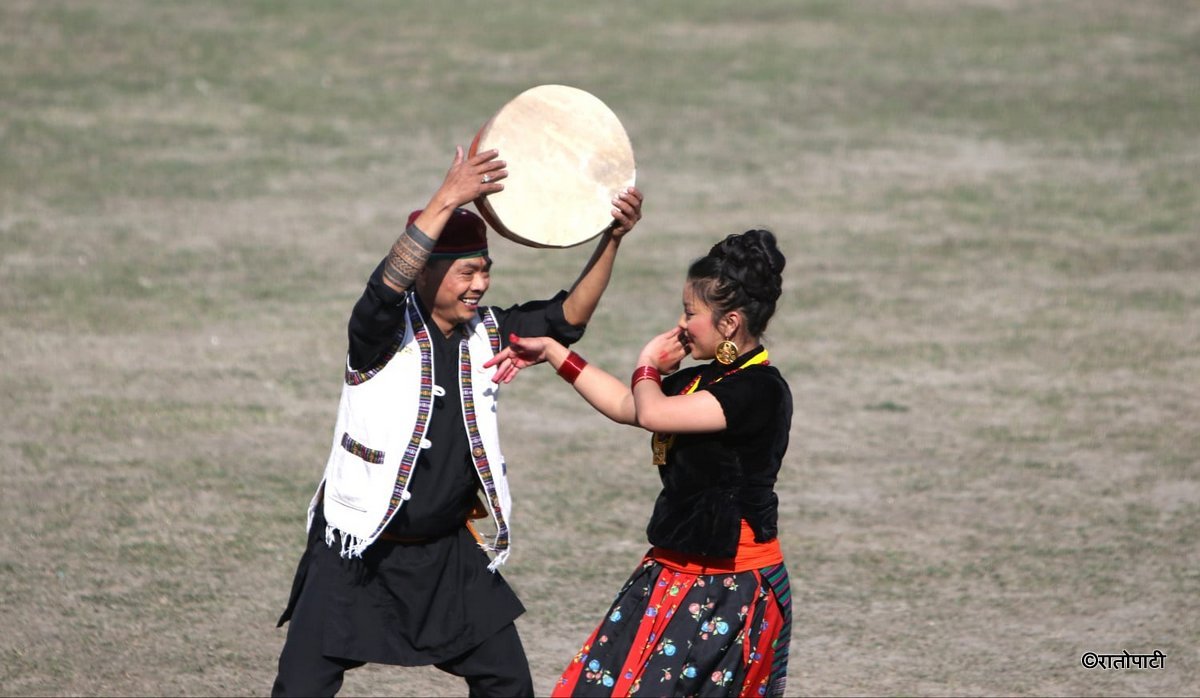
top-left (485, 335), bottom-right (638, 425)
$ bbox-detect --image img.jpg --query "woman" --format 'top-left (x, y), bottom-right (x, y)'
top-left (486, 229), bottom-right (793, 697)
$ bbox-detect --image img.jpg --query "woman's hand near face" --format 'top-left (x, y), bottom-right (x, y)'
top-left (638, 327), bottom-right (689, 373)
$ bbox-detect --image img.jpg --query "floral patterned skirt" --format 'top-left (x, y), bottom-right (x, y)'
top-left (552, 554), bottom-right (792, 697)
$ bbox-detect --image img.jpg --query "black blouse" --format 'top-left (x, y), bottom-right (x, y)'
top-left (346, 259), bottom-right (585, 538)
top-left (645, 348), bottom-right (792, 558)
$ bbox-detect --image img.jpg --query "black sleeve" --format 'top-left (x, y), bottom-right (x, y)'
top-left (346, 259), bottom-right (409, 371)
top-left (491, 290), bottom-right (586, 348)
top-left (704, 368), bottom-right (786, 437)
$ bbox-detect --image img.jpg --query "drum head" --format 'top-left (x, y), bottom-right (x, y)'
top-left (469, 85), bottom-right (636, 248)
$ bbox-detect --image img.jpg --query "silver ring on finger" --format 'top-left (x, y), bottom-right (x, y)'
top-left (482, 174), bottom-right (491, 184)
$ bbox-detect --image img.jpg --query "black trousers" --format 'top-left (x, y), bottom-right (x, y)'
top-left (272, 620), bottom-right (533, 697)
top-left (271, 511), bottom-right (532, 698)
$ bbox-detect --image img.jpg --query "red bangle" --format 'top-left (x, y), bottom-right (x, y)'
top-left (557, 351), bottom-right (587, 385)
top-left (630, 365), bottom-right (662, 390)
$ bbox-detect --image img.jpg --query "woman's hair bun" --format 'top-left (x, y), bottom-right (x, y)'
top-left (708, 229), bottom-right (785, 304)
top-left (689, 229), bottom-right (786, 336)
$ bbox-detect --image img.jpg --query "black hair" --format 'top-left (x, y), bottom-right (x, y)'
top-left (686, 229), bottom-right (785, 337)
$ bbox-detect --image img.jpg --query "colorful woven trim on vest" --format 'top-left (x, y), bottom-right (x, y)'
top-left (344, 305), bottom-right (407, 386)
top-left (484, 309), bottom-right (501, 354)
top-left (363, 300), bottom-right (432, 543)
top-left (460, 309), bottom-right (510, 570)
top-left (340, 432), bottom-right (385, 465)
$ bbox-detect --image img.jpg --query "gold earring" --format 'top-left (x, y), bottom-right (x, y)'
top-left (715, 339), bottom-right (738, 365)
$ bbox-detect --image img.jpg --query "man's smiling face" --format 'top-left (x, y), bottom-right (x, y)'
top-left (417, 255), bottom-right (492, 336)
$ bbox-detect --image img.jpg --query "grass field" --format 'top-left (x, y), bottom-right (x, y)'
top-left (2, 1), bottom-right (1198, 695)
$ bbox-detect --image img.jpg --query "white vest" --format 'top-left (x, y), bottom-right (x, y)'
top-left (307, 295), bottom-right (513, 569)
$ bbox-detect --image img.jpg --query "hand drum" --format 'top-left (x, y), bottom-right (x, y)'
top-left (469, 84), bottom-right (637, 248)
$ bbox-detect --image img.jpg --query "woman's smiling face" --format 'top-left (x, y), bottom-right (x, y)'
top-left (678, 282), bottom-right (722, 361)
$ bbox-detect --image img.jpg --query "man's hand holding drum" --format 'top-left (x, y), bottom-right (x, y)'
top-left (608, 186), bottom-right (644, 238)
top-left (408, 146), bottom-right (507, 245)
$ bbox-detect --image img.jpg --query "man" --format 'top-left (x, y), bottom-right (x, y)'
top-left (272, 146), bottom-right (644, 697)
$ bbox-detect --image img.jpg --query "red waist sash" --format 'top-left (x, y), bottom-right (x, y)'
top-left (652, 520), bottom-right (784, 574)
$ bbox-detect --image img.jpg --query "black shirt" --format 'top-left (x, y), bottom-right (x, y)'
top-left (645, 348), bottom-right (793, 558)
